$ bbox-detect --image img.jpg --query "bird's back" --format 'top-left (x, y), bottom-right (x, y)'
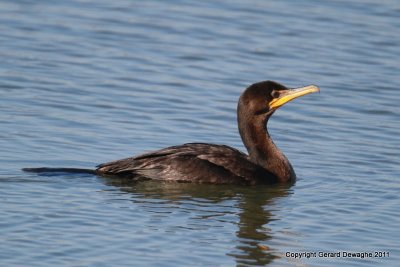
top-left (96, 143), bottom-right (278, 185)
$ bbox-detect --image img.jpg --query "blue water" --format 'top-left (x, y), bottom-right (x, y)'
top-left (1, 0), bottom-right (399, 266)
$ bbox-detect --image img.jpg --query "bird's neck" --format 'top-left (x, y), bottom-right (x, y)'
top-left (238, 114), bottom-right (295, 182)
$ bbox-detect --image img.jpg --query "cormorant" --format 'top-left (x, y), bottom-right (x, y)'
top-left (23, 81), bottom-right (319, 185)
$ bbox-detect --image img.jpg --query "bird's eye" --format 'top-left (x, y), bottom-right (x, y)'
top-left (271, 90), bottom-right (280, 99)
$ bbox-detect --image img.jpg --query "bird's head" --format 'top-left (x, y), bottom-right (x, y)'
top-left (238, 80), bottom-right (320, 118)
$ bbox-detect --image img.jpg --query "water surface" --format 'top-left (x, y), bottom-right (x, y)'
top-left (1, 0), bottom-right (399, 266)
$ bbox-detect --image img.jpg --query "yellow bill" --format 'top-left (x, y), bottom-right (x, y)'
top-left (269, 85), bottom-right (320, 109)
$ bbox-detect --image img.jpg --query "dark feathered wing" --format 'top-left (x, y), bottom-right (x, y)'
top-left (96, 143), bottom-right (276, 185)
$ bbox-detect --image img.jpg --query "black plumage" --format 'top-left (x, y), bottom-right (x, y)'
top-left (96, 143), bottom-right (277, 185)
top-left (24, 80), bottom-right (319, 185)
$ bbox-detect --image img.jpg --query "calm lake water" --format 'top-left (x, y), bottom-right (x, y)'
top-left (1, 0), bottom-right (399, 266)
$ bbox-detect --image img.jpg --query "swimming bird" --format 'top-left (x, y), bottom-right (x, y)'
top-left (23, 81), bottom-right (319, 185)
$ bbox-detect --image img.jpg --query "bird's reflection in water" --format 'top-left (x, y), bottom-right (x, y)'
top-left (101, 177), bottom-right (293, 266)
top-left (227, 185), bottom-right (291, 266)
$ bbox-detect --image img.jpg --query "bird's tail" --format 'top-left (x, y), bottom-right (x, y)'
top-left (22, 167), bottom-right (96, 175)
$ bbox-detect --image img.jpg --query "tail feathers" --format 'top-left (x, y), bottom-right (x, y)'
top-left (22, 167), bottom-right (96, 175)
